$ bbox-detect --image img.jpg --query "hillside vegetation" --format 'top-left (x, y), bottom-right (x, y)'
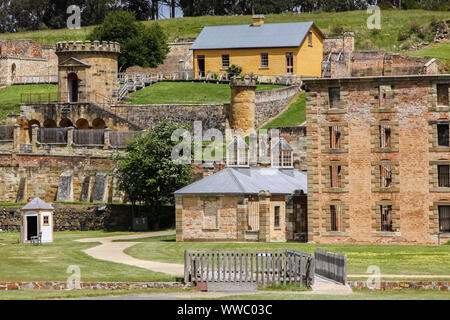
top-left (0, 10), bottom-right (448, 53)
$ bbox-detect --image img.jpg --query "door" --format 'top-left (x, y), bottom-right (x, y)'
top-left (67, 73), bottom-right (79, 102)
top-left (26, 216), bottom-right (38, 241)
top-left (40, 212), bottom-right (52, 243)
top-left (197, 55), bottom-right (205, 78)
top-left (293, 195), bottom-right (307, 242)
top-left (286, 52), bottom-right (294, 74)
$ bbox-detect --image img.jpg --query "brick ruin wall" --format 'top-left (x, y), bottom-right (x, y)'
top-left (306, 76), bottom-right (450, 245)
top-left (0, 40), bottom-right (57, 85)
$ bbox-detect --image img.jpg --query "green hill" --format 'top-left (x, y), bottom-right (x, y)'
top-left (0, 10), bottom-right (448, 53)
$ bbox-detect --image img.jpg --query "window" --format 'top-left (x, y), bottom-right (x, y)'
top-left (438, 165), bottom-right (450, 188)
top-left (260, 53), bottom-right (269, 68)
top-left (378, 85), bottom-right (392, 108)
top-left (380, 163), bottom-right (392, 188)
top-left (329, 87), bottom-right (341, 109)
top-left (380, 125), bottom-right (391, 148)
top-left (439, 206), bottom-right (450, 232)
top-left (274, 206), bottom-right (280, 228)
top-left (330, 164), bottom-right (342, 188)
top-left (437, 84), bottom-right (449, 106)
top-left (203, 200), bottom-right (218, 229)
top-left (222, 54), bottom-right (230, 69)
top-left (43, 216), bottom-right (49, 226)
top-left (308, 31), bottom-right (313, 46)
top-left (329, 126), bottom-right (341, 149)
top-left (381, 205), bottom-right (393, 232)
top-left (286, 52), bottom-right (294, 74)
top-left (330, 204), bottom-right (341, 232)
top-left (438, 124), bottom-right (449, 147)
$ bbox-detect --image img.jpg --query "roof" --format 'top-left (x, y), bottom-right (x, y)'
top-left (22, 198), bottom-right (54, 210)
top-left (273, 138), bottom-right (293, 151)
top-left (175, 167), bottom-right (307, 195)
top-left (191, 22), bottom-right (321, 50)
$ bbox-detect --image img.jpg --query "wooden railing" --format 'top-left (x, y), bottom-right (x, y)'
top-left (20, 92), bottom-right (58, 104)
top-left (314, 248), bottom-right (347, 285)
top-left (184, 249), bottom-right (314, 287)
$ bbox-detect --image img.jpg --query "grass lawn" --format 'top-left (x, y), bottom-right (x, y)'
top-left (0, 231), bottom-right (175, 282)
top-left (0, 287), bottom-right (192, 300)
top-left (122, 235), bottom-right (450, 276)
top-left (217, 289), bottom-right (450, 300)
top-left (0, 10), bottom-right (448, 53)
top-left (0, 84), bottom-right (58, 120)
top-left (127, 82), bottom-right (282, 105)
top-left (405, 43), bottom-right (450, 69)
top-left (262, 93), bottom-right (306, 129)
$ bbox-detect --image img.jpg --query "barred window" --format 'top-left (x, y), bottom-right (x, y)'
top-left (329, 126), bottom-right (341, 149)
top-left (437, 124), bottom-right (449, 147)
top-left (380, 125), bottom-right (391, 148)
top-left (222, 54), bottom-right (230, 69)
top-left (381, 205), bottom-right (393, 232)
top-left (438, 165), bottom-right (450, 188)
top-left (380, 163), bottom-right (392, 188)
top-left (274, 206), bottom-right (280, 228)
top-left (330, 164), bottom-right (342, 188)
top-left (329, 87), bottom-right (341, 109)
top-left (439, 206), bottom-right (450, 232)
top-left (330, 204), bottom-right (342, 232)
top-left (437, 84), bottom-right (449, 106)
top-left (260, 53), bottom-right (269, 68)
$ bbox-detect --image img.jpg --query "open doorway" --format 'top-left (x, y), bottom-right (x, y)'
top-left (67, 73), bottom-right (79, 102)
top-left (26, 216), bottom-right (38, 241)
top-left (197, 55), bottom-right (205, 78)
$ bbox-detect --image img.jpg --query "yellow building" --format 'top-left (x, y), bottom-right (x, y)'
top-left (191, 15), bottom-right (324, 78)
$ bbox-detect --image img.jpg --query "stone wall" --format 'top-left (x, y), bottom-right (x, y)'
top-left (0, 281), bottom-right (190, 291)
top-left (304, 74), bottom-right (450, 245)
top-left (0, 204), bottom-right (175, 232)
top-left (323, 33), bottom-right (355, 53)
top-left (349, 281), bottom-right (449, 291)
top-left (111, 104), bottom-right (229, 133)
top-left (255, 85), bottom-right (301, 129)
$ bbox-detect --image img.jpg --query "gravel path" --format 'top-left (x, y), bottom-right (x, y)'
top-left (76, 231), bottom-right (184, 276)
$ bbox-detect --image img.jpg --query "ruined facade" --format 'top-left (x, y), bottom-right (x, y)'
top-left (0, 40), bottom-right (57, 86)
top-left (304, 74), bottom-right (450, 245)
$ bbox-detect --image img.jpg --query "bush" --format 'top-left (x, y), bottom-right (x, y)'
top-left (227, 65), bottom-right (242, 78)
top-left (398, 31), bottom-right (409, 41)
top-left (331, 24), bottom-right (344, 36)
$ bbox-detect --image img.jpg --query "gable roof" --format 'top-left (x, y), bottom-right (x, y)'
top-left (175, 167), bottom-right (307, 195)
top-left (22, 198), bottom-right (54, 210)
top-left (190, 22), bottom-right (322, 50)
top-left (59, 57), bottom-right (91, 68)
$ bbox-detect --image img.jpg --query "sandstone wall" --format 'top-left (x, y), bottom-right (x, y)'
top-left (255, 85), bottom-right (301, 129)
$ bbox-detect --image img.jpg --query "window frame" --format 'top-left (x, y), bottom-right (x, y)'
top-left (260, 53), bottom-right (269, 68)
top-left (221, 54), bottom-right (230, 69)
top-left (380, 205), bottom-right (393, 232)
top-left (438, 205), bottom-right (450, 233)
top-left (437, 123), bottom-right (450, 147)
top-left (330, 204), bottom-right (341, 232)
top-left (308, 31), bottom-right (313, 47)
top-left (437, 83), bottom-right (449, 107)
top-left (43, 215), bottom-right (49, 226)
top-left (330, 164), bottom-right (342, 188)
top-left (328, 87), bottom-right (341, 109)
top-left (274, 206), bottom-right (280, 228)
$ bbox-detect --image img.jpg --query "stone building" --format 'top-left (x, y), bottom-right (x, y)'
top-left (175, 167), bottom-right (307, 242)
top-left (55, 41), bottom-right (120, 104)
top-left (303, 74), bottom-right (450, 245)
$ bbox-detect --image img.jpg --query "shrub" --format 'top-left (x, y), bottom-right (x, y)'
top-left (227, 65), bottom-right (242, 78)
top-left (398, 31), bottom-right (409, 41)
top-left (331, 24), bottom-right (344, 36)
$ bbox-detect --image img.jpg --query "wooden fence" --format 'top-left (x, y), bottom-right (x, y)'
top-left (314, 248), bottom-right (347, 285)
top-left (184, 249), bottom-right (314, 287)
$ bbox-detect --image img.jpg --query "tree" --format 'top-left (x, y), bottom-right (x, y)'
top-left (88, 10), bottom-right (169, 70)
top-left (114, 121), bottom-right (192, 214)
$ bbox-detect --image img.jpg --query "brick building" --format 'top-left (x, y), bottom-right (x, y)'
top-left (303, 74), bottom-right (450, 245)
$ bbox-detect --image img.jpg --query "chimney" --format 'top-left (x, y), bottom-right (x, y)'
top-left (252, 15), bottom-right (265, 27)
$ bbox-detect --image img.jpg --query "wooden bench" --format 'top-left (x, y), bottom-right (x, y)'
top-left (30, 232), bottom-right (42, 246)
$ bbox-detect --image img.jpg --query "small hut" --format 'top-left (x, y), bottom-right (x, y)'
top-left (21, 198), bottom-right (54, 243)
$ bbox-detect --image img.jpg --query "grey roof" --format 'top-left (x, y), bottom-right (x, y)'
top-left (175, 167), bottom-right (307, 195)
top-left (272, 138), bottom-right (293, 151)
top-left (191, 22), bottom-right (318, 50)
top-left (22, 198), bottom-right (54, 210)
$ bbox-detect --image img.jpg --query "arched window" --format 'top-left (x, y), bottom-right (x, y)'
top-left (76, 119), bottom-right (89, 130)
top-left (43, 119), bottom-right (57, 128)
top-left (59, 118), bottom-right (73, 128)
top-left (92, 118), bottom-right (106, 130)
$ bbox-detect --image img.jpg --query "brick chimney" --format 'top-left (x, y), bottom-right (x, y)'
top-left (252, 15), bottom-right (265, 26)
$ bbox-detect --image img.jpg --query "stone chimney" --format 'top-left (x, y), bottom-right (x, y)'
top-left (252, 15), bottom-right (265, 27)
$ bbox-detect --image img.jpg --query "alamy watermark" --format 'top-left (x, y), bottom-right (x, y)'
top-left (67, 5), bottom-right (81, 29)
top-left (66, 265), bottom-right (81, 290)
top-left (366, 265), bottom-right (381, 290)
top-left (367, 5), bottom-right (381, 30)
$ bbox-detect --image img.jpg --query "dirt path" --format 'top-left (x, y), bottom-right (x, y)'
top-left (76, 231), bottom-right (184, 277)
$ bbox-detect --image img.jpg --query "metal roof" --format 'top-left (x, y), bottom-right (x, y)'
top-left (174, 167), bottom-right (307, 195)
top-left (190, 22), bottom-right (317, 50)
top-left (22, 198), bottom-right (54, 210)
